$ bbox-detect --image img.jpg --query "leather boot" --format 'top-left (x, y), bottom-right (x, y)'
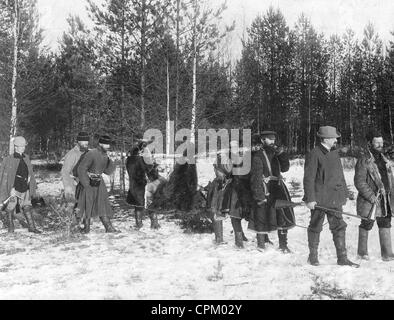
top-left (23, 209), bottom-right (42, 234)
top-left (134, 209), bottom-right (144, 229)
top-left (7, 209), bottom-right (14, 233)
top-left (80, 218), bottom-right (91, 234)
top-left (242, 232), bottom-right (248, 242)
top-left (256, 233), bottom-right (266, 250)
top-left (264, 234), bottom-right (273, 245)
top-left (100, 216), bottom-right (120, 233)
top-left (357, 227), bottom-right (369, 260)
top-left (149, 212), bottom-right (161, 230)
top-left (213, 220), bottom-right (225, 244)
top-left (333, 229), bottom-right (359, 267)
top-left (234, 232), bottom-right (244, 248)
top-left (307, 230), bottom-right (320, 266)
top-left (379, 228), bottom-right (394, 261)
top-left (278, 229), bottom-right (292, 254)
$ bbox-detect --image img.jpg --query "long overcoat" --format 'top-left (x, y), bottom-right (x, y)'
top-left (303, 144), bottom-right (348, 209)
top-left (76, 147), bottom-right (115, 219)
top-left (354, 150), bottom-right (394, 218)
top-left (248, 147), bottom-right (295, 233)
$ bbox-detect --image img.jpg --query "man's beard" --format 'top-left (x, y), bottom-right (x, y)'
top-left (373, 146), bottom-right (383, 153)
top-left (79, 145), bottom-right (89, 152)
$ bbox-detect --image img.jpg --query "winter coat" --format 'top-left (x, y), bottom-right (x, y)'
top-left (303, 144), bottom-right (348, 208)
top-left (248, 147), bottom-right (295, 233)
top-left (61, 145), bottom-right (84, 198)
top-left (126, 148), bottom-right (156, 208)
top-left (206, 160), bottom-right (232, 220)
top-left (76, 147), bottom-right (115, 219)
top-left (214, 154), bottom-right (253, 220)
top-left (0, 153), bottom-right (36, 204)
top-left (354, 150), bottom-right (394, 218)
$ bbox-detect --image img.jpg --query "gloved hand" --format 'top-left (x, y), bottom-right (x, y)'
top-left (257, 199), bottom-right (267, 207)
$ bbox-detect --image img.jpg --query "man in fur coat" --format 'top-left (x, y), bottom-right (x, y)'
top-left (355, 131), bottom-right (394, 261)
top-left (76, 135), bottom-right (119, 233)
top-left (248, 131), bottom-right (295, 252)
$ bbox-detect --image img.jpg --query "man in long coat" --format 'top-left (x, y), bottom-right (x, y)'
top-left (355, 131), bottom-right (394, 261)
top-left (218, 140), bottom-right (252, 248)
top-left (0, 136), bottom-right (41, 233)
top-left (76, 135), bottom-right (118, 233)
top-left (61, 131), bottom-right (89, 222)
top-left (303, 126), bottom-right (358, 267)
top-left (248, 131), bottom-right (295, 252)
top-left (126, 139), bottom-right (161, 229)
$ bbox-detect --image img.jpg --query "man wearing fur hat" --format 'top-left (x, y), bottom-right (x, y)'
top-left (248, 131), bottom-right (295, 252)
top-left (76, 135), bottom-right (119, 233)
top-left (355, 131), bottom-right (394, 261)
top-left (303, 126), bottom-right (358, 267)
top-left (61, 132), bottom-right (90, 221)
top-left (0, 136), bottom-right (41, 233)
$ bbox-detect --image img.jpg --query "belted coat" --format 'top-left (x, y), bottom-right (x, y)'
top-left (248, 146), bottom-right (295, 233)
top-left (76, 147), bottom-right (115, 219)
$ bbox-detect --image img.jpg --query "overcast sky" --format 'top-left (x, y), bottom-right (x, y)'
top-left (36, 0), bottom-right (394, 58)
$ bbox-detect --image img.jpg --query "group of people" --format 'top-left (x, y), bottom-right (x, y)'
top-left (1, 125), bottom-right (393, 268)
top-left (208, 126), bottom-right (394, 267)
top-left (0, 133), bottom-right (120, 234)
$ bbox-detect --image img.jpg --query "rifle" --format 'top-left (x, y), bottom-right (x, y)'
top-left (273, 199), bottom-right (372, 221)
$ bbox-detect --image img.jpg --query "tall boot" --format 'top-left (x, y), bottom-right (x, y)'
top-left (307, 230), bottom-right (320, 266)
top-left (264, 234), bottom-right (273, 245)
top-left (134, 209), bottom-right (144, 229)
top-left (234, 232), bottom-right (244, 248)
top-left (378, 228), bottom-right (394, 261)
top-left (23, 209), bottom-right (42, 234)
top-left (278, 229), bottom-right (291, 254)
top-left (256, 233), bottom-right (266, 250)
top-left (213, 220), bottom-right (225, 244)
top-left (333, 229), bottom-right (359, 267)
top-left (357, 227), bottom-right (369, 260)
top-left (80, 217), bottom-right (91, 234)
top-left (100, 216), bottom-right (120, 233)
top-left (149, 212), bottom-right (161, 230)
top-left (7, 209), bottom-right (14, 233)
top-left (231, 218), bottom-right (245, 246)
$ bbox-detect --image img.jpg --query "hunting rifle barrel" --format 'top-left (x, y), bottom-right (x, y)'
top-left (274, 199), bottom-right (372, 221)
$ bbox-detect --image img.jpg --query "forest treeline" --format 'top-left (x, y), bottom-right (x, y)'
top-left (0, 0), bottom-right (393, 157)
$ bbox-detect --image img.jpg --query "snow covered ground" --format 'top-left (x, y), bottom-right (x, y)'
top-left (0, 159), bottom-right (393, 300)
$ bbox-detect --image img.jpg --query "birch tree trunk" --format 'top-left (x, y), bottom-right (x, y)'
top-left (175, 0), bottom-right (180, 131)
top-left (9, 0), bottom-right (19, 155)
top-left (190, 0), bottom-right (197, 144)
top-left (140, 0), bottom-right (147, 131)
top-left (166, 58), bottom-right (171, 158)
